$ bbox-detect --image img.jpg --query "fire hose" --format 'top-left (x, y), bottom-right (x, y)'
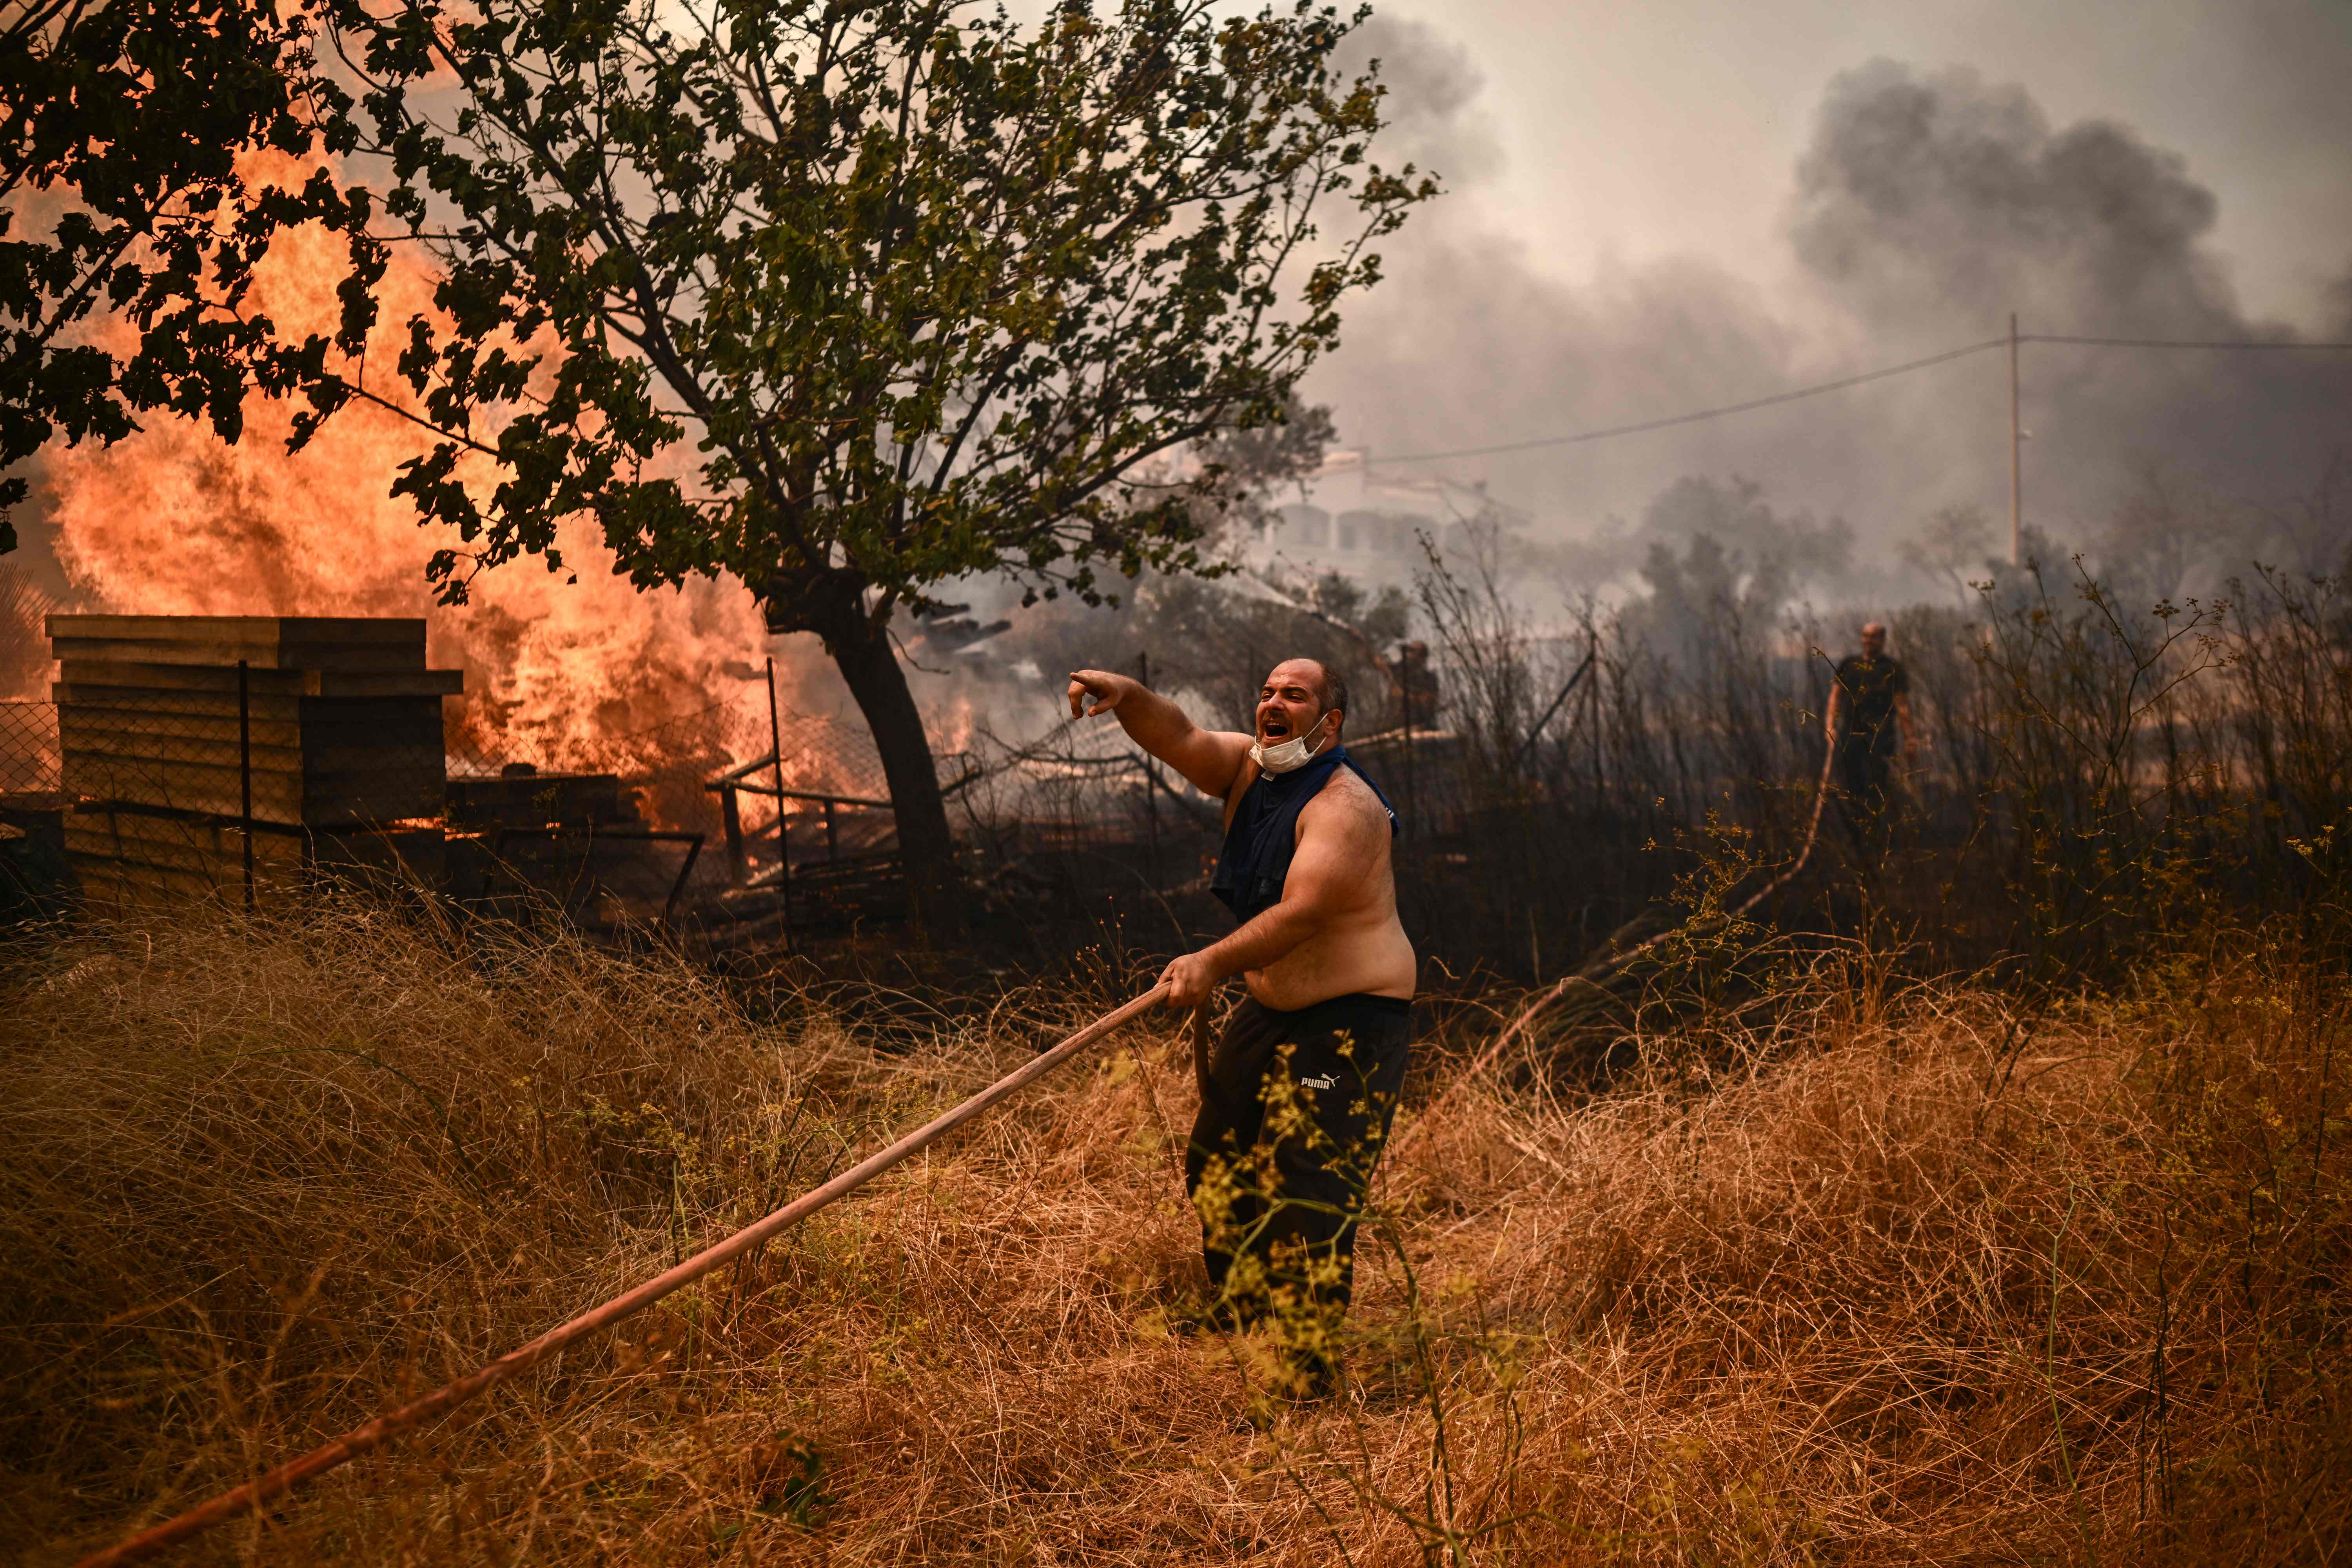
top-left (71, 984), bottom-right (1171, 1568)
top-left (74, 724), bottom-right (1857, 1561)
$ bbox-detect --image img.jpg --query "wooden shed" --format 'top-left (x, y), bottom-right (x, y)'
top-left (49, 615), bottom-right (463, 904)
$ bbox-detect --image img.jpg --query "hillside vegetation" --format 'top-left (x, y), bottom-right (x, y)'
top-left (4, 898), bottom-right (2345, 1564)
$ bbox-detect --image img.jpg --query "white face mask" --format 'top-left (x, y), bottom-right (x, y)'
top-left (1250, 709), bottom-right (1332, 775)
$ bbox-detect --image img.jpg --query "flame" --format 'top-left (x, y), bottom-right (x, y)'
top-left (931, 692), bottom-right (977, 758)
top-left (44, 152), bottom-right (785, 793)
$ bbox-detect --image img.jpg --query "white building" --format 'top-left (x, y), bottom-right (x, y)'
top-left (1244, 449), bottom-right (1529, 591)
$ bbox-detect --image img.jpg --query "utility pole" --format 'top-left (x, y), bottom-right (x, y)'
top-left (2008, 312), bottom-right (2023, 567)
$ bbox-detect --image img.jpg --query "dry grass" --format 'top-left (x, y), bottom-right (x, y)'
top-left (3, 898), bottom-right (2346, 1565)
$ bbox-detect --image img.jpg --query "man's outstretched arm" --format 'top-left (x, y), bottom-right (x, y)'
top-left (1068, 669), bottom-right (1250, 799)
top-left (1156, 788), bottom-right (1383, 1007)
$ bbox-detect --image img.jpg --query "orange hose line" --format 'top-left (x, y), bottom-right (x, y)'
top-left (73, 984), bottom-right (1172, 1568)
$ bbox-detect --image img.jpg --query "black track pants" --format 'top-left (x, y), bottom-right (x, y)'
top-left (1184, 992), bottom-right (1413, 1325)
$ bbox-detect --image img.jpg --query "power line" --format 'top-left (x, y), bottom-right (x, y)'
top-left (1375, 338), bottom-right (2005, 463)
top-left (1375, 330), bottom-right (2352, 466)
top-left (2025, 333), bottom-right (2352, 350)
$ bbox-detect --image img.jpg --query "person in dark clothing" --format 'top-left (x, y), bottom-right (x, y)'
top-left (1824, 621), bottom-right (1916, 840)
top-left (1066, 657), bottom-right (1413, 1395)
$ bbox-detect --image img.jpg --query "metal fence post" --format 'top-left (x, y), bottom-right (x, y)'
top-left (238, 659), bottom-right (254, 911)
top-left (766, 656), bottom-right (791, 941)
top-left (719, 783), bottom-right (747, 884)
top-left (1401, 656), bottom-right (1417, 841)
top-left (1138, 650), bottom-right (1160, 875)
top-left (1587, 627), bottom-right (1603, 809)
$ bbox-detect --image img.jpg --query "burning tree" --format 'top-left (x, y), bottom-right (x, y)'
top-left (0, 0), bottom-right (380, 542)
top-left (328, 0), bottom-right (1427, 934)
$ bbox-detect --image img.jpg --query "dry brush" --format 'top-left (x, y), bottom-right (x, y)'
top-left (2, 898), bottom-right (2345, 1564)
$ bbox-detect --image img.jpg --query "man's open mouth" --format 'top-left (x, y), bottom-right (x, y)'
top-left (1261, 715), bottom-right (1292, 738)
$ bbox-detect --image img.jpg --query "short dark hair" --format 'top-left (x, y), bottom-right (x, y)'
top-left (1310, 659), bottom-right (1348, 717)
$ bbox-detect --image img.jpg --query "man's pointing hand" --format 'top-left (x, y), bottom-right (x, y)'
top-left (1067, 669), bottom-right (1136, 720)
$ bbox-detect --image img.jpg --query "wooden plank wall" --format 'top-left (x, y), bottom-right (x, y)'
top-left (47, 616), bottom-right (464, 905)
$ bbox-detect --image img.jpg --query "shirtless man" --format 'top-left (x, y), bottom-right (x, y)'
top-left (1067, 657), bottom-right (1413, 1387)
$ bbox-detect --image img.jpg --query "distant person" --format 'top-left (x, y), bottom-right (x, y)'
top-left (1066, 657), bottom-right (1411, 1396)
top-left (1824, 621), bottom-right (1916, 839)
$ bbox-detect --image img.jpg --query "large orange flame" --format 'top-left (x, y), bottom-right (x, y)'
top-left (44, 154), bottom-right (782, 787)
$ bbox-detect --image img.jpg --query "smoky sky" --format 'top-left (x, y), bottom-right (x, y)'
top-left (1309, 15), bottom-right (2352, 586)
top-left (13, 6), bottom-right (2347, 615)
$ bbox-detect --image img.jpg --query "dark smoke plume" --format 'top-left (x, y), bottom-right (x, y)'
top-left (1792, 60), bottom-right (2352, 570)
top-left (1309, 40), bottom-right (2352, 598)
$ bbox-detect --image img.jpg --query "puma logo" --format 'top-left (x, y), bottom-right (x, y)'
top-left (1298, 1073), bottom-right (1337, 1091)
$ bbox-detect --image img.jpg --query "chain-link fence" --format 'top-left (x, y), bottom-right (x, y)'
top-left (0, 698), bottom-right (68, 920)
top-left (1, 676), bottom-right (450, 911)
top-left (1, 653), bottom-right (979, 935)
top-left (0, 699), bottom-right (58, 795)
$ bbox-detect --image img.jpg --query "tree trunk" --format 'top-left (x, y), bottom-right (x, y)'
top-left (773, 574), bottom-right (964, 942)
